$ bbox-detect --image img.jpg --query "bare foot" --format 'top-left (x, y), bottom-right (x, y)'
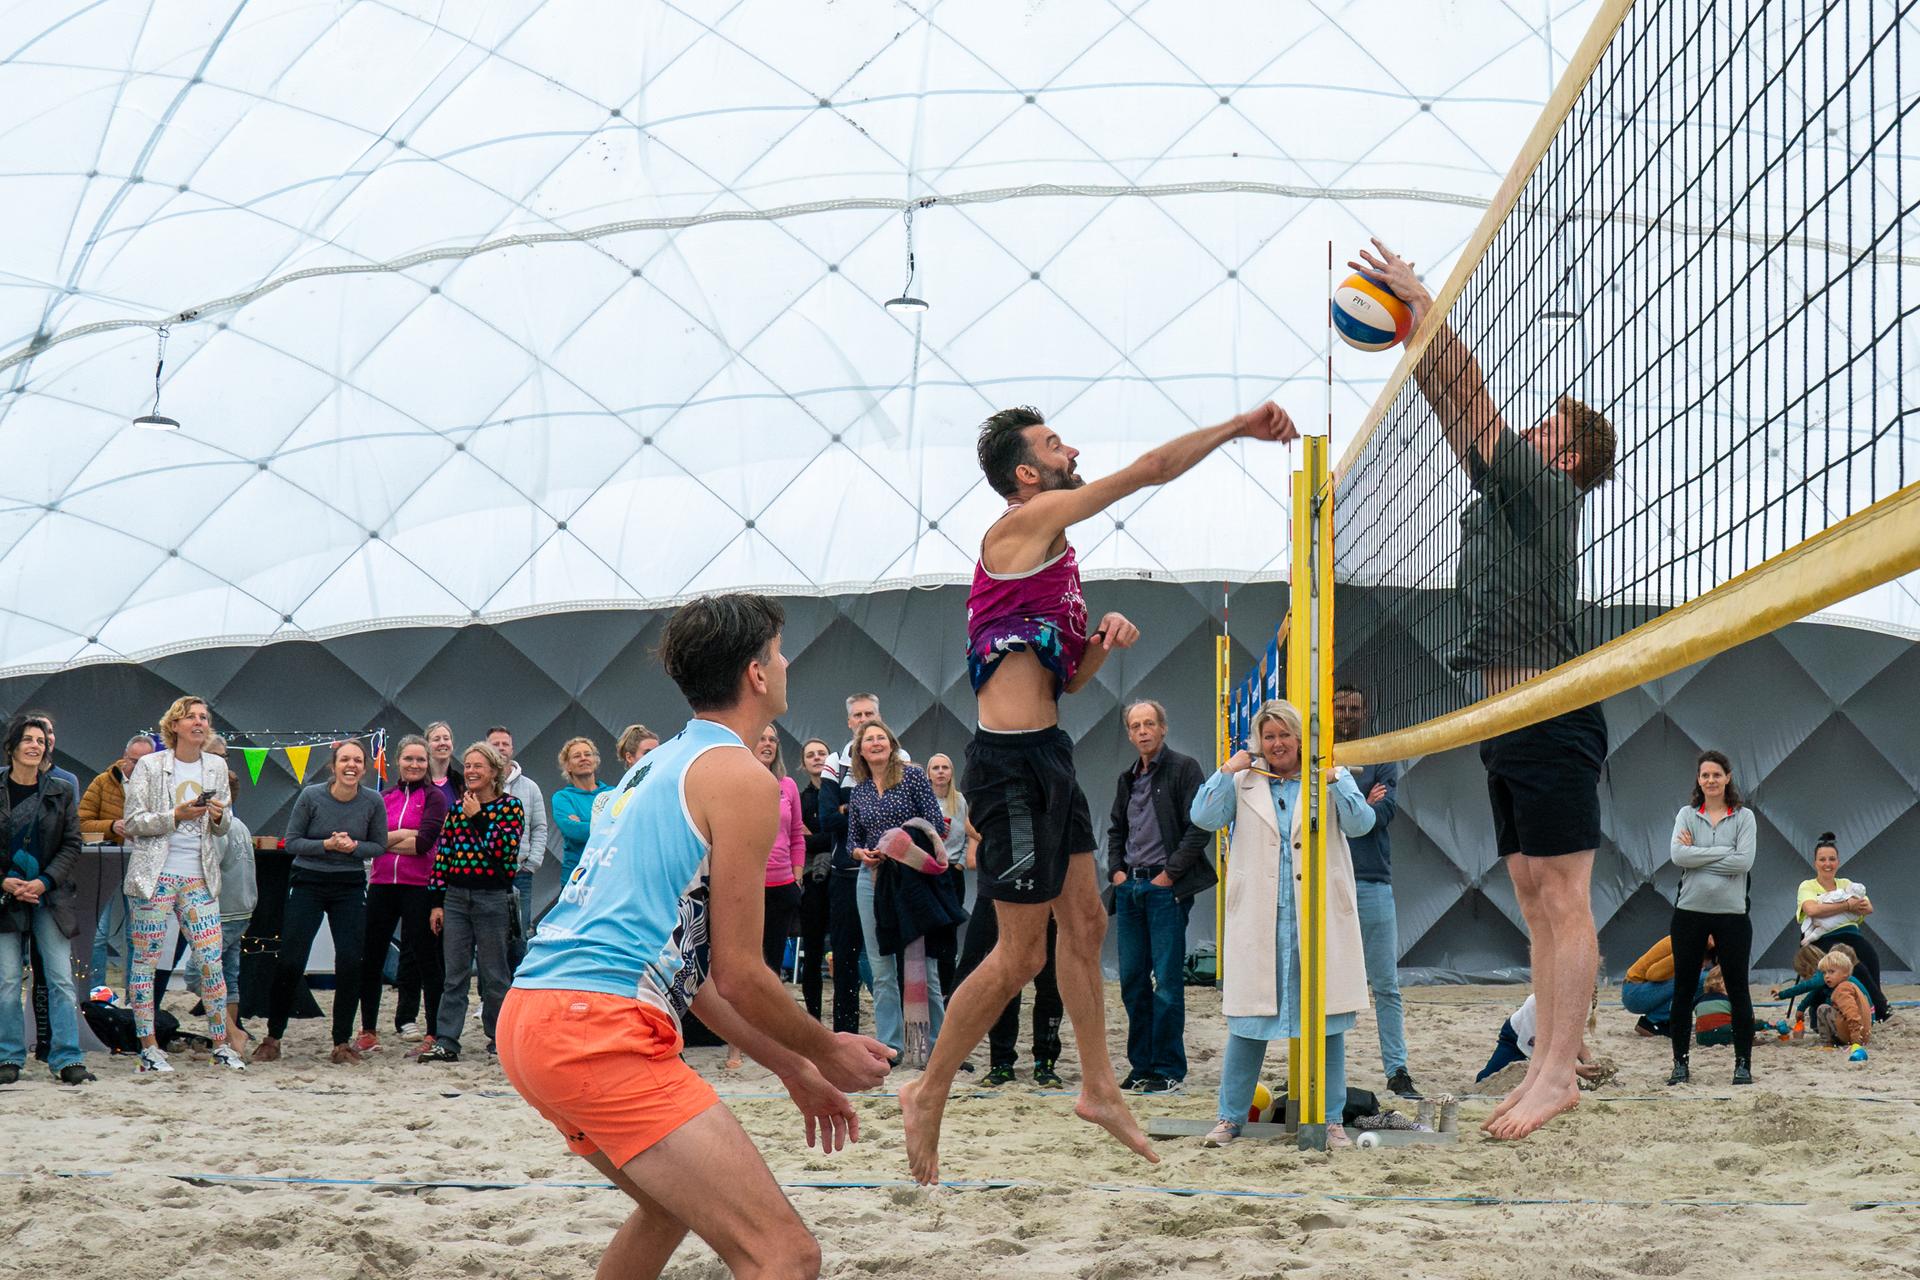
top-left (329, 1044), bottom-right (365, 1065)
top-left (1482, 1070), bottom-right (1537, 1131)
top-left (1073, 1088), bottom-right (1159, 1167)
top-left (1485, 1080), bottom-right (1579, 1140)
top-left (899, 1075), bottom-right (949, 1186)
top-left (251, 1037), bottom-right (281, 1063)
top-left (724, 1053), bottom-right (743, 1071)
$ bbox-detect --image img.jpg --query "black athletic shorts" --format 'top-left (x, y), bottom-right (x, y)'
top-left (963, 726), bottom-right (1096, 905)
top-left (1480, 703), bottom-right (1607, 858)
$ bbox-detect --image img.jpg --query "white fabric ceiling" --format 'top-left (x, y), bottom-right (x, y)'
top-left (9, 0), bottom-right (1901, 675)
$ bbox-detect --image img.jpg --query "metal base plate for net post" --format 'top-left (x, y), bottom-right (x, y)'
top-left (1296, 1121), bottom-right (1327, 1153)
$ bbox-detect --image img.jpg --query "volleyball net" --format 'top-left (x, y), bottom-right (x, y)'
top-left (1329, 0), bottom-right (1920, 763)
top-left (1218, 0), bottom-right (1918, 1148)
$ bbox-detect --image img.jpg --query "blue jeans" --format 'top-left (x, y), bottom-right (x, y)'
top-left (220, 917), bottom-right (248, 1019)
top-left (1, 911), bottom-right (84, 1072)
top-left (854, 864), bottom-right (945, 1055)
top-left (1621, 979), bottom-right (1674, 1024)
top-left (513, 871), bottom-right (535, 936)
top-left (1354, 880), bottom-right (1406, 1076)
top-left (1114, 876), bottom-right (1190, 1081)
top-left (1218, 1028), bottom-right (1346, 1127)
top-left (90, 892), bottom-right (133, 988)
top-left (1476, 1019), bottom-right (1526, 1082)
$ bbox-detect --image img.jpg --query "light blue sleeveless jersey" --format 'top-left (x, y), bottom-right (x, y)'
top-left (513, 719), bottom-right (744, 1008)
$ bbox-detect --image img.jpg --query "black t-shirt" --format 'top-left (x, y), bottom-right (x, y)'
top-left (5, 776), bottom-right (37, 811)
top-left (1450, 426), bottom-right (1582, 674)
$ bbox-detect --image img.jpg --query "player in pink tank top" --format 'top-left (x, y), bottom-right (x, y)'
top-left (899, 401), bottom-right (1300, 1188)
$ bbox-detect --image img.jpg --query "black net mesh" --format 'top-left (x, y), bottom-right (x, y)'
top-left (1334, 0), bottom-right (1919, 736)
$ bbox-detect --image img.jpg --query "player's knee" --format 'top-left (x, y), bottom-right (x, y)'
top-left (999, 931), bottom-right (1049, 980)
top-left (764, 1227), bottom-right (821, 1280)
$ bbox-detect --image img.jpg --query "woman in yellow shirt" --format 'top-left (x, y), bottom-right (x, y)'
top-left (1796, 834), bottom-right (1890, 1021)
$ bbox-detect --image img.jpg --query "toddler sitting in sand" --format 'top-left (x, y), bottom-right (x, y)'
top-left (1813, 950), bottom-right (1873, 1049)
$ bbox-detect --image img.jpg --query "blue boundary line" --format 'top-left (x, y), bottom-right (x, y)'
top-left (12, 1169), bottom-right (1917, 1210)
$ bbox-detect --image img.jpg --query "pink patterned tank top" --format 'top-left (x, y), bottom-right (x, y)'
top-left (965, 512), bottom-right (1091, 696)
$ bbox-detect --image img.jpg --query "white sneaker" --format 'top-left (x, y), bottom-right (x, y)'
top-left (211, 1045), bottom-right (248, 1072)
top-left (137, 1046), bottom-right (174, 1074)
top-left (398, 1022), bottom-right (423, 1041)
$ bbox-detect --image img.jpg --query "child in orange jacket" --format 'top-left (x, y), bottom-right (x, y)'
top-left (1814, 949), bottom-right (1873, 1048)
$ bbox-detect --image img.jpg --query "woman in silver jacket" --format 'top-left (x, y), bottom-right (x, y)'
top-left (121, 696), bottom-right (246, 1073)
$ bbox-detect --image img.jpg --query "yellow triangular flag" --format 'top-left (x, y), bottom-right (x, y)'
top-left (285, 744), bottom-right (312, 783)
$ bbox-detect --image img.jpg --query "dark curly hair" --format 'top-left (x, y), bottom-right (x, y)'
top-left (977, 405), bottom-right (1047, 498)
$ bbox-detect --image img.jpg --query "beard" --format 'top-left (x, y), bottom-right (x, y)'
top-left (1034, 459), bottom-right (1084, 492)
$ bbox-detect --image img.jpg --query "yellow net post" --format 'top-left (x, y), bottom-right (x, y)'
top-left (1286, 434), bottom-right (1334, 1151)
top-left (1213, 632), bottom-right (1229, 987)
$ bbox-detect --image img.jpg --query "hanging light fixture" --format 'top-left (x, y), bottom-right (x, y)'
top-left (132, 323), bottom-right (180, 430)
top-left (883, 199), bottom-right (933, 314)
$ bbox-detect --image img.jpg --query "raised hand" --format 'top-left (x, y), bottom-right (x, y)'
top-left (1225, 749), bottom-right (1255, 774)
top-left (1350, 237), bottom-right (1425, 306)
top-left (1233, 401), bottom-right (1300, 444)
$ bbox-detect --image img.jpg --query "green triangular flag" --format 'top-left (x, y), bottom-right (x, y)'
top-left (242, 747), bottom-right (267, 785)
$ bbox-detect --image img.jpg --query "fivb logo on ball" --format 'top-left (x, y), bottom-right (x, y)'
top-left (1332, 270), bottom-right (1413, 352)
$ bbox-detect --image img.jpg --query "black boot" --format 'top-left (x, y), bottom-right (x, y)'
top-left (1731, 1054), bottom-right (1753, 1086)
top-left (1665, 1054), bottom-right (1690, 1086)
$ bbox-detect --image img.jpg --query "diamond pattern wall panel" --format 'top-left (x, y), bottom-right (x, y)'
top-left (2, 582), bottom-right (1912, 981)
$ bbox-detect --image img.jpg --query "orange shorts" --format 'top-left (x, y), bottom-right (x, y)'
top-left (496, 987), bottom-right (718, 1168)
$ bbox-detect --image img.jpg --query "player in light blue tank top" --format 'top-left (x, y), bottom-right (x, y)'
top-left (515, 719), bottom-right (744, 1012)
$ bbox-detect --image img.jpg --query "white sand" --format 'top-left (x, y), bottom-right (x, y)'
top-left (4, 980), bottom-right (1916, 1279)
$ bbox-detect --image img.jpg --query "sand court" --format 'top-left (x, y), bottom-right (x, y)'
top-left (5, 980), bottom-right (1914, 1279)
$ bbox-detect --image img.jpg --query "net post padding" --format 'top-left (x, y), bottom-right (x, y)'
top-left (1286, 435), bottom-right (1335, 1149)
top-left (1335, 479), bottom-right (1920, 767)
top-left (1332, 0), bottom-right (1640, 484)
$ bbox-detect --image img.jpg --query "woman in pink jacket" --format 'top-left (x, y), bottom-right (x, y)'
top-left (353, 735), bottom-right (449, 1055)
top-left (723, 725), bottom-right (807, 1069)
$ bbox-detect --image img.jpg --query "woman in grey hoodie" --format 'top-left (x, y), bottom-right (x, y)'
top-left (253, 740), bottom-right (387, 1065)
top-left (1664, 749), bottom-right (1757, 1087)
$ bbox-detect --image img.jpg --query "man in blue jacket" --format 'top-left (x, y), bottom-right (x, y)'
top-left (1333, 685), bottom-right (1420, 1100)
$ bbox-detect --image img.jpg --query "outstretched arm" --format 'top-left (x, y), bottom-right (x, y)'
top-left (993, 404), bottom-right (1298, 562)
top-left (1351, 239), bottom-right (1504, 471)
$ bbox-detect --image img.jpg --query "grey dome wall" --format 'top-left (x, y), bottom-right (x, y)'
top-left (2, 581), bottom-right (1912, 983)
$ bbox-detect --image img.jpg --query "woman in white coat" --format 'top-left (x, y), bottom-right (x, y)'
top-left (1190, 698), bottom-right (1375, 1148)
top-left (121, 695), bottom-right (246, 1073)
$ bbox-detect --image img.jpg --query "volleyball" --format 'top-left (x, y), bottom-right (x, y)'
top-left (1248, 1082), bottom-right (1273, 1123)
top-left (88, 985), bottom-right (116, 1004)
top-left (1331, 270), bottom-right (1414, 351)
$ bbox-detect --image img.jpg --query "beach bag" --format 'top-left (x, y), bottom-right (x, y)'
top-left (1269, 1085), bottom-right (1381, 1127)
top-left (1183, 943), bottom-right (1217, 987)
top-left (82, 1003), bottom-right (208, 1054)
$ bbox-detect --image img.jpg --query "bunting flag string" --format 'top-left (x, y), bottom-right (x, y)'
top-left (186, 728), bottom-right (390, 786)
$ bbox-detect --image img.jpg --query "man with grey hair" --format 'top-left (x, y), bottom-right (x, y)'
top-left (817, 694), bottom-right (909, 1036)
top-left (1103, 699), bottom-right (1214, 1093)
top-left (817, 693), bottom-right (916, 1051)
